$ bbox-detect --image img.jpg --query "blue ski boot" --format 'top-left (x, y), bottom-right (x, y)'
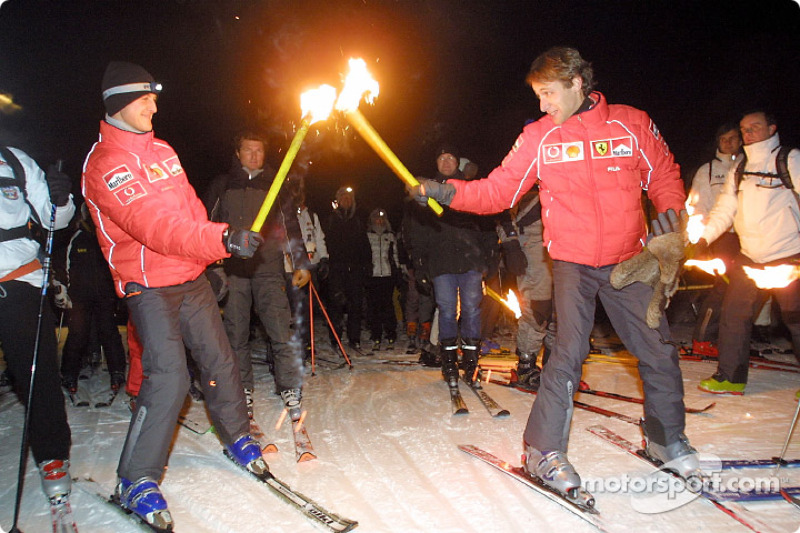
top-left (115, 476), bottom-right (173, 531)
top-left (226, 434), bottom-right (270, 477)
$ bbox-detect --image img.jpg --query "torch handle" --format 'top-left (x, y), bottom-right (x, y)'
top-left (250, 118), bottom-right (311, 233)
top-left (345, 109), bottom-right (443, 216)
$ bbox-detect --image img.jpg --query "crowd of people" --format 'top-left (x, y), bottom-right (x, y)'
top-left (1, 46), bottom-right (799, 529)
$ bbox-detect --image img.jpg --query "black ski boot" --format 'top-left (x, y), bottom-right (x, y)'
top-left (440, 339), bottom-right (460, 386)
top-left (460, 338), bottom-right (481, 385)
top-left (512, 349), bottom-right (542, 391)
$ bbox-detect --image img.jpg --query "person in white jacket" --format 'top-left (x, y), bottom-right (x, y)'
top-left (687, 123), bottom-right (742, 357)
top-left (697, 110), bottom-right (800, 395)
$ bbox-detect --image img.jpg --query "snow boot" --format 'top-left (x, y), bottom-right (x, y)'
top-left (512, 350), bottom-right (542, 391)
top-left (440, 339), bottom-right (460, 386)
top-left (371, 339), bottom-right (381, 353)
top-left (61, 376), bottom-right (78, 395)
top-left (115, 476), bottom-right (173, 531)
top-left (641, 417), bottom-right (703, 481)
top-left (418, 344), bottom-right (441, 367)
top-left (523, 445), bottom-right (587, 500)
top-left (460, 338), bottom-right (481, 385)
top-left (692, 339), bottom-right (718, 358)
top-left (280, 388), bottom-right (302, 422)
top-left (38, 459), bottom-right (71, 503)
top-left (698, 372), bottom-right (745, 395)
top-left (110, 371), bottom-right (126, 393)
top-left (406, 323), bottom-right (418, 354)
top-left (226, 434), bottom-right (270, 476)
top-left (386, 338), bottom-right (395, 351)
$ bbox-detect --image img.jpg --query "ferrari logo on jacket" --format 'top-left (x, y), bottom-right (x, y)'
top-left (591, 137), bottom-right (633, 159)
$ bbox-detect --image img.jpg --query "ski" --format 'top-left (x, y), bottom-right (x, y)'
top-left (292, 418), bottom-right (317, 462)
top-left (449, 383), bottom-right (469, 415)
top-left (93, 388), bottom-right (119, 408)
top-left (781, 488), bottom-right (800, 510)
top-left (717, 457), bottom-right (800, 470)
top-left (587, 425), bottom-right (782, 533)
top-left (72, 477), bottom-right (162, 532)
top-left (577, 382), bottom-right (716, 414)
top-left (223, 451), bottom-right (358, 532)
top-left (462, 378), bottom-right (509, 418)
top-left (177, 413), bottom-right (213, 435)
top-left (458, 445), bottom-right (609, 532)
top-left (51, 498), bottom-right (79, 533)
top-left (250, 417), bottom-right (279, 455)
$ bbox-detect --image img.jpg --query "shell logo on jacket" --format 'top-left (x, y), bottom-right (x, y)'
top-left (449, 92), bottom-right (685, 268)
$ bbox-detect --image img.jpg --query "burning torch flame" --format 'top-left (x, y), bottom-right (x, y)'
top-left (685, 258), bottom-right (726, 277)
top-left (685, 194), bottom-right (706, 245)
top-left (743, 265), bottom-right (800, 289)
top-left (335, 58), bottom-right (443, 215)
top-left (250, 85), bottom-right (337, 233)
top-left (485, 286), bottom-right (522, 319)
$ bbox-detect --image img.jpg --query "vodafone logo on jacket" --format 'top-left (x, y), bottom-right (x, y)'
top-left (542, 141), bottom-right (584, 164)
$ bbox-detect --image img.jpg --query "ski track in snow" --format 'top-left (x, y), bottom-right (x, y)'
top-left (2, 326), bottom-right (800, 532)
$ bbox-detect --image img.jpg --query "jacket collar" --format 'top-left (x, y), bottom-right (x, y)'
top-left (99, 120), bottom-right (155, 152)
top-left (743, 132), bottom-right (781, 164)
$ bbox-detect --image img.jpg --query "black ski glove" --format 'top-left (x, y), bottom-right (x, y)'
top-left (224, 228), bottom-right (264, 259)
top-left (501, 239), bottom-right (528, 276)
top-left (46, 164), bottom-right (72, 206)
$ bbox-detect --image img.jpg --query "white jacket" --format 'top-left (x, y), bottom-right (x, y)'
top-left (284, 206), bottom-right (328, 272)
top-left (0, 148), bottom-right (74, 287)
top-left (368, 228), bottom-right (399, 278)
top-left (701, 133), bottom-right (800, 263)
top-left (689, 149), bottom-right (741, 219)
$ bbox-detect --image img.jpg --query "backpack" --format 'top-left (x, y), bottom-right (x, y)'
top-left (734, 146), bottom-right (794, 192)
top-left (0, 146), bottom-right (39, 242)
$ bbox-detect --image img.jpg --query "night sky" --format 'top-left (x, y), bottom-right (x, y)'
top-left (1, 0), bottom-right (799, 222)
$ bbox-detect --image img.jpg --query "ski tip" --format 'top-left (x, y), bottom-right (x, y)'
top-left (296, 452), bottom-right (317, 463)
top-left (493, 410), bottom-right (511, 418)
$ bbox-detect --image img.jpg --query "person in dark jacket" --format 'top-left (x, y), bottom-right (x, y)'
top-left (323, 186), bottom-right (371, 352)
top-left (59, 203), bottom-right (127, 394)
top-left (205, 131), bottom-right (311, 422)
top-left (416, 145), bottom-right (496, 385)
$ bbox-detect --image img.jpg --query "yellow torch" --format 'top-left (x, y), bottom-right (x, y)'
top-left (250, 84), bottom-right (337, 232)
top-left (484, 285), bottom-right (522, 319)
top-left (336, 58), bottom-right (443, 216)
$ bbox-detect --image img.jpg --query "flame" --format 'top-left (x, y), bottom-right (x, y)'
top-left (503, 290), bottom-right (522, 319)
top-left (300, 84), bottom-right (337, 124)
top-left (743, 264), bottom-right (800, 289)
top-left (685, 258), bottom-right (727, 276)
top-left (684, 194), bottom-right (706, 244)
top-left (335, 58), bottom-right (380, 112)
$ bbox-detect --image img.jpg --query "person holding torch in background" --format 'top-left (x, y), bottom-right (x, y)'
top-left (697, 110), bottom-right (800, 396)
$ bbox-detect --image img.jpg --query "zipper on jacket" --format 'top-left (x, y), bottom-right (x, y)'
top-left (579, 115), bottom-right (604, 267)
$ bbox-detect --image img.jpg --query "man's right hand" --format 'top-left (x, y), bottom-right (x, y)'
top-left (46, 164), bottom-right (72, 207)
top-left (224, 228), bottom-right (264, 259)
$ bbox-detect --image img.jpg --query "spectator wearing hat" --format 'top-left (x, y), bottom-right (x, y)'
top-left (82, 61), bottom-right (267, 530)
top-left (414, 145), bottom-right (497, 386)
top-left (323, 186), bottom-right (371, 353)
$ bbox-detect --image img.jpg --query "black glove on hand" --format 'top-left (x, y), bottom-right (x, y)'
top-left (410, 179), bottom-right (456, 207)
top-left (46, 164), bottom-right (71, 206)
top-left (501, 239), bottom-right (528, 276)
top-left (316, 257), bottom-right (330, 281)
top-left (224, 228), bottom-right (264, 259)
top-left (651, 208), bottom-right (687, 236)
top-left (413, 257), bottom-right (433, 295)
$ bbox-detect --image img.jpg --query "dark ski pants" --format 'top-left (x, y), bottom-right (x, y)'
top-left (224, 271), bottom-right (303, 392)
top-left (119, 277), bottom-right (249, 481)
top-left (365, 276), bottom-right (397, 342)
top-left (716, 252), bottom-right (800, 384)
top-left (0, 280), bottom-right (71, 462)
top-left (61, 294), bottom-right (126, 379)
top-left (524, 261), bottom-right (686, 451)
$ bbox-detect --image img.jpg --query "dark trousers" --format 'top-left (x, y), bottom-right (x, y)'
top-left (693, 232), bottom-right (740, 342)
top-left (716, 252), bottom-right (800, 383)
top-left (61, 294), bottom-right (126, 379)
top-left (0, 280), bottom-right (71, 462)
top-left (119, 277), bottom-right (248, 480)
top-left (326, 265), bottom-right (365, 346)
top-left (365, 276), bottom-right (397, 341)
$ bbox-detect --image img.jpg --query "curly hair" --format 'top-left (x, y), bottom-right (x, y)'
top-left (526, 47), bottom-right (594, 97)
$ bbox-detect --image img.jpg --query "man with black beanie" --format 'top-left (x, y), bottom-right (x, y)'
top-left (82, 60), bottom-right (268, 530)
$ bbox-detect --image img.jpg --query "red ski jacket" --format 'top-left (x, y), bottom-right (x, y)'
top-left (82, 121), bottom-right (229, 297)
top-left (450, 92), bottom-right (685, 267)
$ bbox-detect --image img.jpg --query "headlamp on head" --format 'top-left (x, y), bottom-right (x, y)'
top-left (102, 81), bottom-right (162, 100)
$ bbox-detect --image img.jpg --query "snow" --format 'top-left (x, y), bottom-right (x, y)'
top-left (3, 320), bottom-right (800, 533)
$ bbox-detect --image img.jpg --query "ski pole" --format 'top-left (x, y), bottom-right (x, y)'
top-left (10, 160), bottom-right (61, 533)
top-left (773, 396), bottom-right (800, 473)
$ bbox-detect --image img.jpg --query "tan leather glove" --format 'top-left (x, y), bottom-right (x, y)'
top-left (292, 269), bottom-right (311, 288)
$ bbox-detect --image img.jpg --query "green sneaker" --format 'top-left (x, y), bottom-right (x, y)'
top-left (795, 389), bottom-right (800, 401)
top-left (698, 375), bottom-right (745, 395)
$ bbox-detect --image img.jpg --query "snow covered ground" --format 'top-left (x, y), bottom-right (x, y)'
top-left (2, 318), bottom-right (800, 533)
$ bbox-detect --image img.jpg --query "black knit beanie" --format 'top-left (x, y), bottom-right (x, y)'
top-left (435, 144), bottom-right (460, 163)
top-left (101, 61), bottom-right (160, 116)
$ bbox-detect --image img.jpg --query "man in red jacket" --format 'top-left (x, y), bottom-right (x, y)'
top-left (82, 61), bottom-right (268, 530)
top-left (416, 47), bottom-right (697, 502)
